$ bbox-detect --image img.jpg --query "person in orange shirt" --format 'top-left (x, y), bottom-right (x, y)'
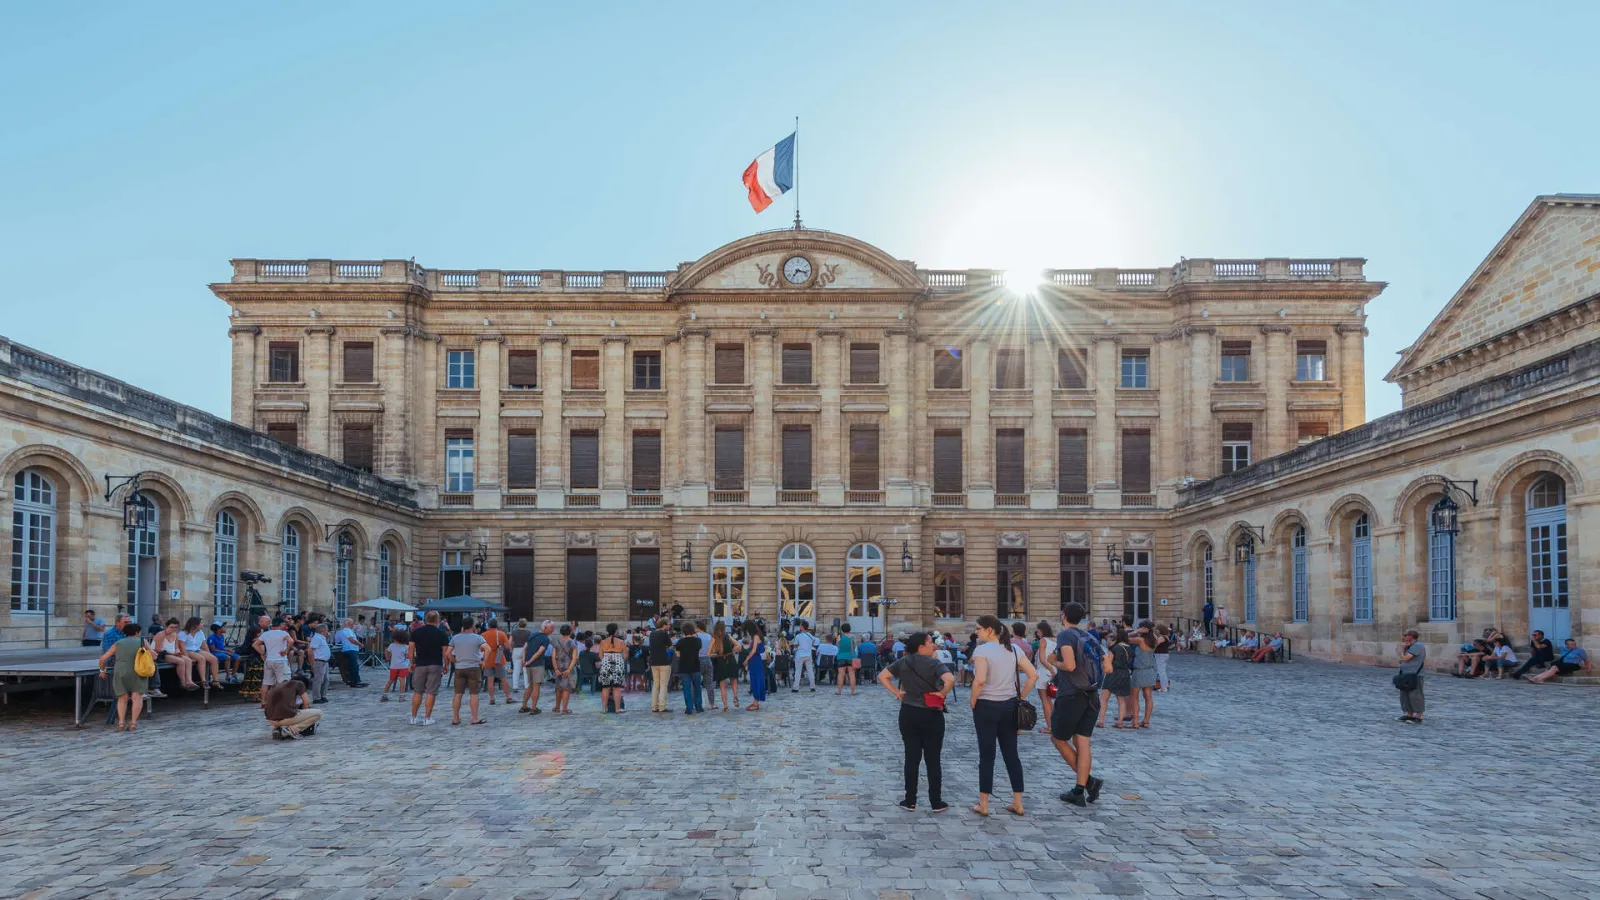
top-left (481, 619), bottom-right (515, 705)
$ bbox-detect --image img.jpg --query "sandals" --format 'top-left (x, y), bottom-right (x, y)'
top-left (471, 719), bottom-right (487, 725)
top-left (114, 723), bottom-right (126, 732)
top-left (971, 805), bottom-right (990, 817)
top-left (1006, 804), bottom-right (1025, 816)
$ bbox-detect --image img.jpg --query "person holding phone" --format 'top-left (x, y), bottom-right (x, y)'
top-left (878, 631), bottom-right (954, 813)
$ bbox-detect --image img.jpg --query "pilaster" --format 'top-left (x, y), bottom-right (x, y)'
top-left (967, 338), bottom-right (993, 509)
top-left (474, 333), bottom-right (504, 509)
top-left (750, 328), bottom-right (778, 506)
top-left (1262, 325), bottom-right (1292, 458)
top-left (537, 334), bottom-right (567, 510)
top-left (304, 325), bottom-right (334, 456)
top-left (680, 328), bottom-right (710, 507)
top-left (1338, 324), bottom-right (1367, 430)
top-left (886, 327), bottom-right (915, 506)
top-left (600, 335), bottom-right (630, 509)
top-left (1028, 336), bottom-right (1056, 509)
top-left (378, 326), bottom-right (410, 478)
top-left (1184, 325), bottom-right (1215, 479)
top-left (228, 324), bottom-right (259, 428)
top-left (1091, 335), bottom-right (1120, 508)
top-left (816, 328), bottom-right (845, 506)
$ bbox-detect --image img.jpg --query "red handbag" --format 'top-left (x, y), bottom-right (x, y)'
top-left (922, 692), bottom-right (947, 709)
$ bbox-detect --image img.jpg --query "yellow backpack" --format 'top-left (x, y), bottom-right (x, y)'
top-left (134, 646), bottom-right (157, 678)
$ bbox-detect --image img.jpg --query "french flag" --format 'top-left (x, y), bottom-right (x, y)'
top-left (742, 132), bottom-right (795, 213)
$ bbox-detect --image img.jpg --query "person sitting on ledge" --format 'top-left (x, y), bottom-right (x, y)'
top-left (206, 623), bottom-right (240, 682)
top-left (1483, 637), bottom-right (1518, 679)
top-left (264, 673), bottom-right (321, 739)
top-left (1232, 631), bottom-right (1259, 660)
top-left (1528, 639), bottom-right (1591, 684)
top-left (1251, 633), bottom-right (1285, 663)
top-left (1511, 630), bottom-right (1554, 679)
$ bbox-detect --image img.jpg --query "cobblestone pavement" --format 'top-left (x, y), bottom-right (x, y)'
top-left (1, 655), bottom-right (1596, 900)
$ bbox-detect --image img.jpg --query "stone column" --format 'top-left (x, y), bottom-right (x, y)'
top-left (679, 328), bottom-right (710, 507)
top-left (417, 333), bottom-right (441, 491)
top-left (1262, 325), bottom-right (1292, 458)
top-left (886, 327), bottom-right (915, 506)
top-left (475, 333), bottom-right (503, 509)
top-left (1185, 325), bottom-right (1215, 479)
top-left (966, 338), bottom-right (994, 509)
top-left (600, 335), bottom-right (630, 509)
top-left (1155, 333), bottom-right (1180, 505)
top-left (537, 335), bottom-right (567, 510)
top-left (750, 328), bottom-right (778, 506)
top-left (1338, 324), bottom-right (1367, 430)
top-left (1028, 336), bottom-right (1056, 509)
top-left (1091, 335), bottom-right (1120, 509)
top-left (663, 337), bottom-right (682, 502)
top-left (910, 335), bottom-right (931, 500)
top-left (227, 324), bottom-right (259, 428)
top-left (378, 326), bottom-right (410, 478)
top-left (816, 328), bottom-right (845, 506)
top-left (304, 325), bottom-right (334, 456)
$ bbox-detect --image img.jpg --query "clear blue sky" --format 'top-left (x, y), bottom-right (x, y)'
top-left (2, 1), bottom-right (1595, 419)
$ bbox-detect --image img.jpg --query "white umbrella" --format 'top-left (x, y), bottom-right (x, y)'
top-left (352, 598), bottom-right (417, 612)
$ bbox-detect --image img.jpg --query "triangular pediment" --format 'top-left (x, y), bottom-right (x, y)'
top-left (669, 229), bottom-right (923, 295)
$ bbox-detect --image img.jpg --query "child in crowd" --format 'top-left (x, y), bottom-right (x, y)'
top-left (207, 623), bottom-right (241, 682)
top-left (381, 630), bottom-right (411, 701)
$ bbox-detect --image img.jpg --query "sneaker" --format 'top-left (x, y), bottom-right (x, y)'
top-left (380, 694), bottom-right (390, 703)
top-left (422, 717), bottom-right (435, 726)
top-left (1397, 715), bottom-right (1412, 722)
top-left (792, 689), bottom-right (799, 693)
top-left (279, 728), bottom-right (301, 740)
top-left (1086, 776), bottom-right (1103, 804)
top-left (897, 800), bottom-right (917, 812)
top-left (409, 715), bottom-right (419, 725)
top-left (930, 802), bottom-right (950, 813)
top-left (1060, 787), bottom-right (1087, 807)
top-left (1403, 718), bottom-right (1422, 725)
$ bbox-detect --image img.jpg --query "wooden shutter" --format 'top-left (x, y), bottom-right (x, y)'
top-left (629, 549), bottom-right (660, 620)
top-left (1121, 429), bottom-right (1152, 493)
top-left (995, 428), bottom-right (1025, 493)
top-left (781, 344), bottom-right (813, 384)
top-left (1221, 341), bottom-right (1251, 357)
top-left (565, 550), bottom-right (597, 621)
top-left (995, 349), bottom-right (1024, 388)
top-left (266, 423), bottom-right (298, 446)
top-left (933, 348), bottom-right (963, 388)
top-left (714, 344), bottom-right (745, 384)
top-left (570, 350), bottom-right (599, 390)
top-left (508, 350), bottom-right (539, 388)
top-left (714, 427), bottom-right (745, 490)
top-left (342, 342), bottom-right (374, 383)
top-left (503, 550), bottom-right (535, 621)
top-left (569, 430), bottom-right (599, 489)
top-left (342, 424), bottom-right (374, 472)
top-left (1057, 429), bottom-right (1088, 493)
top-left (782, 425), bottom-right (812, 490)
top-left (444, 427), bottom-right (474, 440)
top-left (631, 430), bottom-right (661, 491)
top-left (1057, 348), bottom-right (1086, 389)
top-left (849, 343), bottom-right (880, 384)
top-left (1221, 423), bottom-right (1253, 442)
top-left (507, 432), bottom-right (539, 489)
top-left (933, 430), bottom-right (963, 493)
top-left (1296, 340), bottom-right (1327, 355)
top-left (849, 425), bottom-right (879, 491)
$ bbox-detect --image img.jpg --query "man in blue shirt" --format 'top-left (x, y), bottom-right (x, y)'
top-left (333, 619), bottom-right (368, 687)
top-left (1529, 639), bottom-right (1592, 683)
top-left (519, 621), bottom-right (554, 714)
top-left (101, 613), bottom-right (132, 652)
top-left (82, 609), bottom-right (107, 647)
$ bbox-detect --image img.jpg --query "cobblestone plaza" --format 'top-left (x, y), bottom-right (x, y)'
top-left (2, 656), bottom-right (1594, 900)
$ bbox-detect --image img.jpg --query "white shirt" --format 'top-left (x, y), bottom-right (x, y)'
top-left (818, 642), bottom-right (839, 659)
top-left (180, 630), bottom-right (207, 653)
top-left (1495, 645), bottom-right (1518, 663)
top-left (793, 631), bottom-right (817, 661)
top-left (892, 641), bottom-right (905, 656)
top-left (387, 643), bottom-right (410, 669)
top-left (1038, 637), bottom-right (1058, 673)
top-left (973, 641), bottom-right (1023, 702)
top-left (309, 633), bottom-right (331, 661)
top-left (259, 629), bottom-right (293, 662)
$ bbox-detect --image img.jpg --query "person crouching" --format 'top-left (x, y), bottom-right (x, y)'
top-left (265, 673), bottom-right (321, 740)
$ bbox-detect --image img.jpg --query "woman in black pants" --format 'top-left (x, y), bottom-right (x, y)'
top-left (968, 614), bottom-right (1039, 817)
top-left (877, 631), bottom-right (956, 813)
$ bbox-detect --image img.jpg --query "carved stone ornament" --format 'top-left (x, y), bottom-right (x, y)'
top-left (566, 530), bottom-right (597, 549)
top-left (1127, 532), bottom-right (1154, 550)
top-left (442, 532), bottom-right (472, 550)
top-left (630, 531), bottom-right (660, 548)
top-left (997, 531), bottom-right (1029, 549)
top-left (504, 531), bottom-right (533, 549)
top-left (934, 531), bottom-right (965, 549)
top-left (1061, 531), bottom-right (1091, 549)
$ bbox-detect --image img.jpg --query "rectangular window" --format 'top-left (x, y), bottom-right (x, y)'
top-left (1219, 341), bottom-right (1251, 382)
top-left (848, 425), bottom-right (879, 491)
top-left (507, 432), bottom-right (539, 489)
top-left (714, 426), bottom-right (745, 490)
top-left (994, 428), bottom-right (1026, 494)
top-left (629, 549), bottom-right (661, 620)
top-left (1060, 550), bottom-right (1090, 612)
top-left (781, 425), bottom-right (812, 490)
top-left (440, 549), bottom-right (471, 599)
top-left (933, 549), bottom-right (964, 619)
top-left (1120, 349), bottom-right (1150, 388)
top-left (631, 430), bottom-right (661, 492)
top-left (1121, 429), bottom-right (1152, 493)
top-left (266, 423), bottom-right (298, 446)
top-left (933, 348), bottom-right (963, 388)
top-left (268, 342), bottom-right (299, 383)
top-left (1298, 422), bottom-right (1329, 445)
top-left (1058, 348), bottom-right (1087, 389)
top-left (781, 344), bottom-right (813, 384)
top-left (1221, 423), bottom-right (1252, 474)
top-left (1428, 529), bottom-right (1456, 621)
top-left (341, 424), bottom-right (374, 472)
top-left (569, 430), bottom-right (599, 489)
top-left (714, 343), bottom-right (745, 384)
top-left (503, 549), bottom-right (535, 621)
top-left (508, 350), bottom-right (539, 389)
top-left (932, 430), bottom-right (964, 494)
top-left (342, 341), bottom-right (374, 383)
top-left (1122, 550), bottom-right (1152, 622)
top-left (1057, 429), bottom-right (1088, 494)
top-left (446, 349), bottom-right (476, 389)
top-left (995, 348), bottom-right (1025, 388)
top-left (569, 349), bottom-right (600, 390)
top-left (1296, 340), bottom-right (1327, 381)
top-left (445, 430), bottom-right (475, 492)
top-left (997, 549), bottom-right (1027, 618)
top-left (565, 549), bottom-right (597, 621)
top-left (632, 351), bottom-right (661, 390)
top-left (849, 343), bottom-right (880, 384)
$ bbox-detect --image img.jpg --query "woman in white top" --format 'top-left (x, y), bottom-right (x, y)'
top-left (1033, 621), bottom-right (1058, 735)
top-left (968, 614), bottom-right (1038, 817)
top-left (180, 616), bottom-right (220, 687)
top-left (153, 619), bottom-right (199, 690)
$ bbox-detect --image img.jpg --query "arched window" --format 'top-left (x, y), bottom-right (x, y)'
top-left (335, 533), bottom-right (354, 619)
top-left (847, 543), bottom-right (884, 618)
top-left (126, 494), bottom-right (160, 622)
top-left (1526, 475), bottom-right (1569, 640)
top-left (10, 471), bottom-right (55, 613)
top-left (778, 543), bottom-right (815, 621)
top-left (1291, 527), bottom-right (1308, 623)
top-left (214, 511), bottom-right (238, 619)
top-left (1351, 513), bottom-right (1372, 622)
top-left (281, 524), bottom-right (301, 614)
top-left (1428, 497), bottom-right (1457, 621)
top-left (710, 542), bottom-right (746, 620)
top-left (1202, 543), bottom-right (1214, 609)
top-left (1238, 535), bottom-right (1258, 623)
top-left (378, 542), bottom-right (393, 599)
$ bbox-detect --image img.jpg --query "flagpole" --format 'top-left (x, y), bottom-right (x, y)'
top-left (793, 115), bottom-right (801, 231)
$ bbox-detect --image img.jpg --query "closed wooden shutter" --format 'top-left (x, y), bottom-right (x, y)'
top-left (714, 343), bottom-right (745, 384)
top-left (995, 349), bottom-right (1024, 388)
top-left (849, 425), bottom-right (879, 491)
top-left (266, 423), bottom-right (298, 446)
top-left (569, 430), bottom-right (599, 489)
top-left (631, 430), bottom-right (661, 491)
top-left (1296, 340), bottom-right (1327, 355)
top-left (782, 425), bottom-right (812, 490)
top-left (781, 344), bottom-right (813, 384)
top-left (1121, 429), bottom-right (1152, 493)
top-left (565, 550), bottom-right (597, 621)
top-left (933, 348), bottom-right (963, 388)
top-left (1058, 348), bottom-right (1086, 389)
top-left (1221, 423), bottom-right (1253, 442)
top-left (933, 430), bottom-right (963, 493)
top-left (342, 424), bottom-right (374, 472)
top-left (569, 350), bottom-right (599, 390)
top-left (995, 428), bottom-right (1025, 493)
top-left (444, 427), bottom-right (475, 440)
top-left (1057, 429), bottom-right (1088, 493)
top-left (629, 549), bottom-right (660, 620)
top-left (503, 550), bottom-right (535, 620)
top-left (508, 350), bottom-right (539, 388)
top-left (1221, 341), bottom-right (1251, 357)
top-left (849, 343), bottom-right (880, 384)
top-left (342, 342), bottom-right (374, 383)
top-left (507, 432), bottom-right (538, 489)
top-left (714, 427), bottom-right (745, 490)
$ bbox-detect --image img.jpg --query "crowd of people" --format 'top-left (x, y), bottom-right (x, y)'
top-left (1452, 627), bottom-right (1592, 682)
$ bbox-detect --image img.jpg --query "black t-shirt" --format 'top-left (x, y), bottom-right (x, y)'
top-left (648, 628), bottom-right (672, 667)
top-left (675, 635), bottom-right (702, 673)
top-left (410, 625), bottom-right (448, 667)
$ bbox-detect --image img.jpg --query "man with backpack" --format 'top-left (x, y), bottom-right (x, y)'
top-left (1051, 602), bottom-right (1110, 808)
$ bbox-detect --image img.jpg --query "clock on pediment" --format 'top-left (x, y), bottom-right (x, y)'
top-left (782, 255), bottom-right (813, 286)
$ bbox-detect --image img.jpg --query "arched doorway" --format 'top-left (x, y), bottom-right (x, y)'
top-left (1526, 475), bottom-right (1569, 641)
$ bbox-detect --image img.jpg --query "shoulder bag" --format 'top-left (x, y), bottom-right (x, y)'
top-left (1011, 647), bottom-right (1038, 732)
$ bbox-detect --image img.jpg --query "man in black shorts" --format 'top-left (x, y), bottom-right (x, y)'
top-left (1052, 602), bottom-right (1107, 808)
